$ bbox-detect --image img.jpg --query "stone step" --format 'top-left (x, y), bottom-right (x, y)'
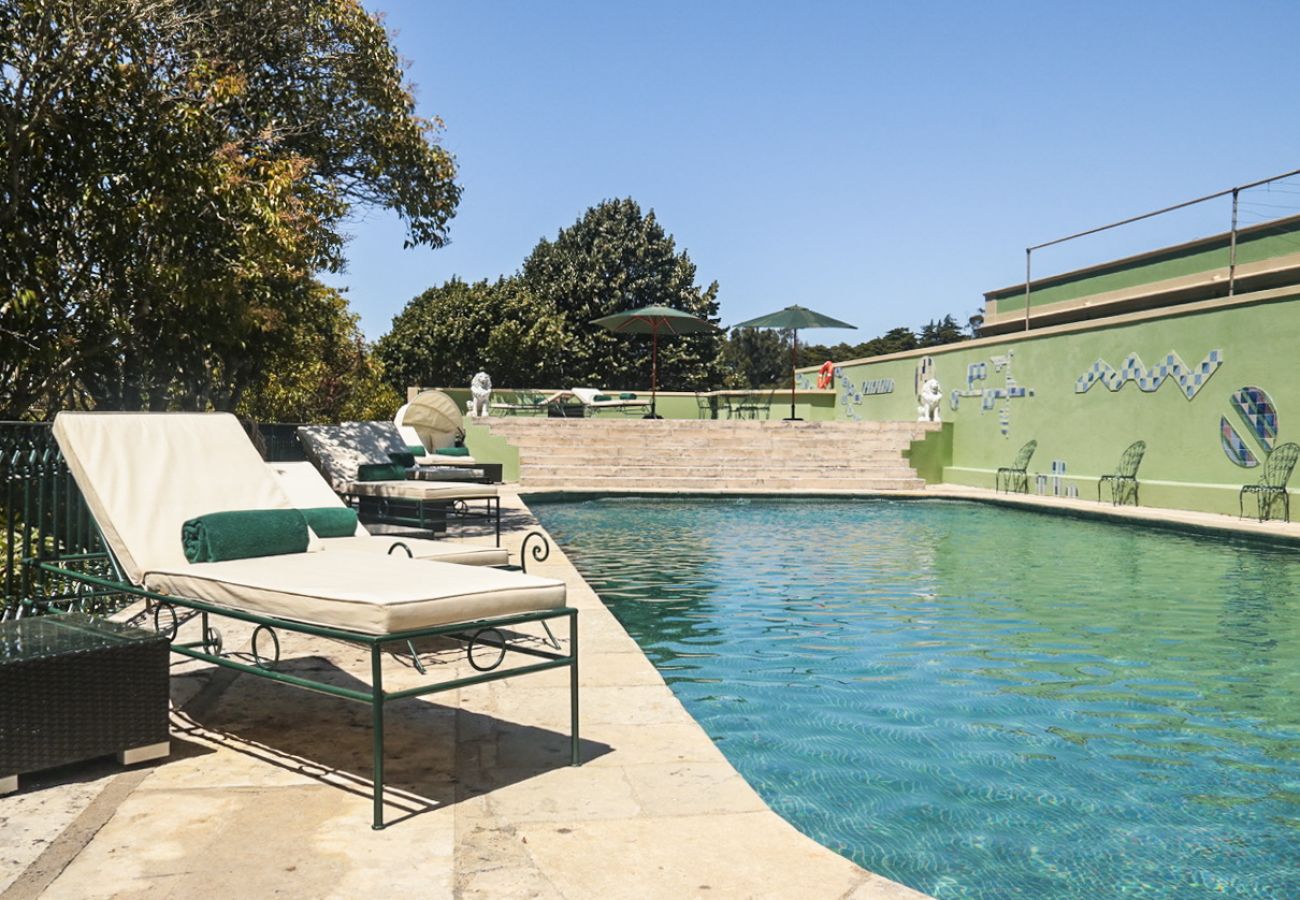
top-left (513, 441), bottom-right (915, 456)
top-left (522, 463), bottom-right (919, 478)
top-left (519, 475), bottom-right (926, 491)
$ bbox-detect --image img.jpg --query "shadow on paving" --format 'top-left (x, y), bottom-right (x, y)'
top-left (164, 653), bottom-right (611, 828)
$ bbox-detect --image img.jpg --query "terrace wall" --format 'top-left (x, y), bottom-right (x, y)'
top-left (805, 287), bottom-right (1299, 516)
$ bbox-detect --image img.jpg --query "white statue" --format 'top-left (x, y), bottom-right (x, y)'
top-left (470, 371), bottom-right (493, 418)
top-left (917, 377), bottom-right (942, 422)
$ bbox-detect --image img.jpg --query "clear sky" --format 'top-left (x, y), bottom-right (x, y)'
top-left (335, 1), bottom-right (1300, 341)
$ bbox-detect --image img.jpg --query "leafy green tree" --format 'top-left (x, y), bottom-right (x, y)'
top-left (719, 327), bottom-right (792, 388)
top-left (375, 278), bottom-right (567, 390)
top-left (0, 0), bottom-right (460, 417)
top-left (918, 315), bottom-right (966, 347)
top-left (519, 198), bottom-right (723, 389)
top-left (237, 285), bottom-right (400, 423)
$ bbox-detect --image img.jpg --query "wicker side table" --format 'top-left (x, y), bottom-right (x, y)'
top-left (0, 612), bottom-right (170, 794)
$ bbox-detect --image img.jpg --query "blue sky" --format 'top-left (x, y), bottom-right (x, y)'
top-left (336, 1), bottom-right (1300, 341)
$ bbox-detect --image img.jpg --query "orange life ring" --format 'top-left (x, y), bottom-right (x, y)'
top-left (816, 361), bottom-right (835, 390)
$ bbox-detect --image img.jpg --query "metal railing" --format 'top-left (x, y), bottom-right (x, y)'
top-left (1022, 166), bottom-right (1300, 330)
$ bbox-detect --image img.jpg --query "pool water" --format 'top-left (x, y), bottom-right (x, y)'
top-left (532, 498), bottom-right (1300, 899)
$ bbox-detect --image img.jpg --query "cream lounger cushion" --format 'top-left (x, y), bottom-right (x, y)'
top-left (145, 552), bottom-right (563, 634)
top-left (269, 462), bottom-right (508, 566)
top-left (570, 388), bottom-right (648, 408)
top-left (318, 536), bottom-right (508, 567)
top-left (53, 412), bottom-right (310, 585)
top-left (344, 479), bottom-right (497, 501)
top-left (52, 412), bottom-right (560, 635)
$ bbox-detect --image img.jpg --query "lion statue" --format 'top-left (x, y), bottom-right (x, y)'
top-left (917, 377), bottom-right (942, 423)
top-left (469, 371), bottom-right (493, 418)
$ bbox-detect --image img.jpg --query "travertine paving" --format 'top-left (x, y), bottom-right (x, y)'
top-left (1, 490), bottom-right (925, 900)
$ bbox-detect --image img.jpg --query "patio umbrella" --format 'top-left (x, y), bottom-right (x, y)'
top-left (732, 304), bottom-right (857, 420)
top-left (401, 389), bottom-right (463, 449)
top-left (590, 305), bottom-right (720, 418)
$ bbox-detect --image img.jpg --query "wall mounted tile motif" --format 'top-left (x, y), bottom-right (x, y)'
top-left (834, 368), bottom-right (894, 420)
top-left (948, 351), bottom-right (1035, 436)
top-left (1230, 386), bottom-right (1278, 451)
top-left (1221, 416), bottom-right (1260, 468)
top-left (1075, 349), bottom-right (1223, 399)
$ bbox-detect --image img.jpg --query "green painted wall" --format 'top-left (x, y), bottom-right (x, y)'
top-left (410, 387), bottom-right (837, 421)
top-left (830, 292), bottom-right (1300, 516)
top-left (462, 421), bottom-right (519, 483)
top-left (986, 217), bottom-right (1300, 311)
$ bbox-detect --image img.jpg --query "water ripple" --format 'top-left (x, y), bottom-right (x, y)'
top-left (535, 498), bottom-right (1300, 899)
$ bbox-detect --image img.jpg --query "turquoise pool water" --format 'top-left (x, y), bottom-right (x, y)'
top-left (531, 498), bottom-right (1300, 899)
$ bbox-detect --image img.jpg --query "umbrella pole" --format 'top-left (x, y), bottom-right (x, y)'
top-left (786, 329), bottom-right (799, 421)
top-left (650, 329), bottom-right (659, 418)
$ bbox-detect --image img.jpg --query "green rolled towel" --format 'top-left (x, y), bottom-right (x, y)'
top-left (300, 506), bottom-right (358, 538)
top-left (387, 450), bottom-right (416, 468)
top-left (357, 462), bottom-right (408, 481)
top-left (182, 509), bottom-right (309, 563)
top-left (435, 446), bottom-right (470, 457)
top-left (406, 444), bottom-right (427, 457)
top-left (619, 392), bottom-right (637, 400)
top-left (593, 394), bottom-right (612, 402)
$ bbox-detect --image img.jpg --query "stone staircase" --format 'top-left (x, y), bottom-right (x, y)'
top-left (478, 417), bottom-right (939, 492)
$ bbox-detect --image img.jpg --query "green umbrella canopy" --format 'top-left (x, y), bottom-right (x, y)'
top-left (731, 304), bottom-right (856, 420)
top-left (590, 305), bottom-right (719, 418)
top-left (732, 304), bottom-right (856, 331)
top-left (590, 305), bottom-right (719, 335)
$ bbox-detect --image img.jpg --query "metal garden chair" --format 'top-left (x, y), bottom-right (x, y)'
top-left (694, 391), bottom-right (715, 419)
top-left (1098, 440), bottom-right (1146, 506)
top-left (1239, 441), bottom-right (1300, 523)
top-left (995, 439), bottom-right (1037, 494)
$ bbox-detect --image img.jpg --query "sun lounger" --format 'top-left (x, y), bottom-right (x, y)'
top-left (41, 412), bottom-right (579, 828)
top-left (297, 422), bottom-right (503, 543)
top-left (489, 390), bottom-right (568, 416)
top-left (569, 387), bottom-right (650, 416)
top-left (269, 461), bottom-right (509, 566)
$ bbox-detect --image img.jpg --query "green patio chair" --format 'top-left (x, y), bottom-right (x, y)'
top-left (1098, 440), bottom-right (1146, 506)
top-left (1239, 441), bottom-right (1300, 523)
top-left (695, 391), bottom-right (715, 419)
top-left (996, 439), bottom-right (1037, 494)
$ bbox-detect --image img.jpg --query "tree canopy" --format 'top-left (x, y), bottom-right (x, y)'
top-left (519, 199), bottom-right (724, 389)
top-left (380, 199), bottom-right (727, 392)
top-left (0, 0), bottom-right (459, 418)
top-left (375, 278), bottom-right (567, 391)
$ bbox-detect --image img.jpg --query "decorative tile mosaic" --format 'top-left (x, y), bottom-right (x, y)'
top-left (834, 368), bottom-right (894, 420)
top-left (1075, 349), bottom-right (1223, 399)
top-left (914, 355), bottom-right (935, 401)
top-left (1230, 386), bottom-right (1278, 452)
top-left (1220, 416), bottom-right (1261, 468)
top-left (949, 351), bottom-right (1035, 436)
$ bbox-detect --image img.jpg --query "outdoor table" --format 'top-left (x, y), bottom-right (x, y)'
top-left (0, 612), bottom-right (170, 794)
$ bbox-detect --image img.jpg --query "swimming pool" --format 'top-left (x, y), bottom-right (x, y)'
top-left (531, 497), bottom-right (1300, 899)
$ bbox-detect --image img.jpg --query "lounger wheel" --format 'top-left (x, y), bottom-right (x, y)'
top-left (152, 602), bottom-right (179, 641)
top-left (251, 625), bottom-right (280, 669)
top-left (466, 627), bottom-right (506, 672)
top-left (204, 626), bottom-right (223, 657)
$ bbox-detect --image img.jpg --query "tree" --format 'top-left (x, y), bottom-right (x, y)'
top-left (719, 327), bottom-right (791, 388)
top-left (918, 315), bottom-right (966, 347)
top-left (375, 278), bottom-right (567, 391)
top-left (237, 284), bottom-right (400, 423)
top-left (0, 0), bottom-right (460, 417)
top-left (519, 199), bottom-right (724, 389)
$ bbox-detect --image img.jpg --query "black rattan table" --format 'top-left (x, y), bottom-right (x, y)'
top-left (0, 613), bottom-right (170, 794)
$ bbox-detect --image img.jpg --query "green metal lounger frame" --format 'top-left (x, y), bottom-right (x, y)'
top-left (34, 552), bottom-right (579, 831)
top-left (6, 438), bottom-right (579, 830)
top-left (345, 490), bottom-right (503, 546)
